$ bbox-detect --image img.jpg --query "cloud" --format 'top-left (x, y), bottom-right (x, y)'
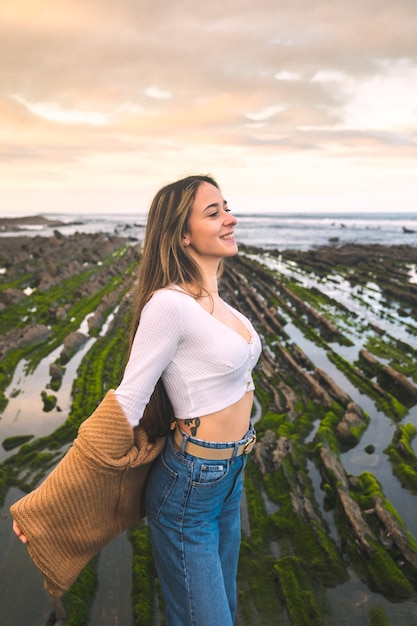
top-left (13, 95), bottom-right (111, 126)
top-left (275, 71), bottom-right (303, 81)
top-left (245, 106), bottom-right (286, 123)
top-left (0, 0), bottom-right (416, 213)
top-left (144, 86), bottom-right (172, 100)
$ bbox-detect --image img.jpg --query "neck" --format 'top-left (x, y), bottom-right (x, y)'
top-left (191, 255), bottom-right (221, 292)
top-left (180, 283), bottom-right (219, 297)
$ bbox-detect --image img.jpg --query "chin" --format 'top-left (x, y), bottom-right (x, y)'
top-left (225, 244), bottom-right (239, 257)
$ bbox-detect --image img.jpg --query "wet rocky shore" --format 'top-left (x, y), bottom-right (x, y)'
top-left (1, 226), bottom-right (417, 625)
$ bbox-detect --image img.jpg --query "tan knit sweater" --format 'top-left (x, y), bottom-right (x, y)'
top-left (10, 390), bottom-right (165, 597)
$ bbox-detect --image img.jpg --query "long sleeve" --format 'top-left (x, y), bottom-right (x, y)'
top-left (117, 287), bottom-right (261, 424)
top-left (115, 289), bottom-right (182, 427)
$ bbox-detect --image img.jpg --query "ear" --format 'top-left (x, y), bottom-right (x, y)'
top-left (182, 236), bottom-right (190, 247)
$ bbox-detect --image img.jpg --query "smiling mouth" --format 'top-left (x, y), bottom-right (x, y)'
top-left (221, 233), bottom-right (234, 240)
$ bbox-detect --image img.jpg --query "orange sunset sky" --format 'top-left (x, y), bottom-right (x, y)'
top-left (1, 0), bottom-right (416, 215)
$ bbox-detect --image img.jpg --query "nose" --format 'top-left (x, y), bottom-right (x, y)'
top-left (225, 210), bottom-right (238, 226)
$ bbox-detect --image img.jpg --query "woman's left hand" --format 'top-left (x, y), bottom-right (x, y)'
top-left (13, 520), bottom-right (28, 544)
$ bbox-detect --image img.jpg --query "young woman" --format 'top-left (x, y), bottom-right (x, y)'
top-left (14, 174), bottom-right (262, 625)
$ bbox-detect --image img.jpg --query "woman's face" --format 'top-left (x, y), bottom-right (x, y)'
top-left (183, 182), bottom-right (238, 262)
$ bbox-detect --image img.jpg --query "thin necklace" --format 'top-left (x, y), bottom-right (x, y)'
top-left (200, 292), bottom-right (219, 297)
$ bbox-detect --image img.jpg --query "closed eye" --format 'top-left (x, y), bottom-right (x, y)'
top-left (204, 200), bottom-right (229, 217)
top-left (209, 207), bottom-right (231, 217)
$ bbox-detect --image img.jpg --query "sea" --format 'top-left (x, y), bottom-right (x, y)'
top-left (1, 211), bottom-right (417, 250)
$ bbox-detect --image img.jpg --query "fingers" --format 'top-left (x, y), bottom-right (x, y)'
top-left (12, 520), bottom-right (28, 544)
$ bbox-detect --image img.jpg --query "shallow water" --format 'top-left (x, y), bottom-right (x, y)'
top-left (285, 316), bottom-right (417, 539)
top-left (327, 575), bottom-right (417, 626)
top-left (0, 308), bottom-right (117, 464)
top-left (0, 339), bottom-right (94, 463)
top-left (260, 252), bottom-right (417, 347)
top-left (0, 488), bottom-right (54, 625)
top-left (89, 534), bottom-right (134, 626)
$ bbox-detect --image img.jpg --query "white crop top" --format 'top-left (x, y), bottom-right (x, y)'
top-left (115, 286), bottom-right (262, 427)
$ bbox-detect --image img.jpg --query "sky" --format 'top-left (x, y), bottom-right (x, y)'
top-left (1, 0), bottom-right (416, 216)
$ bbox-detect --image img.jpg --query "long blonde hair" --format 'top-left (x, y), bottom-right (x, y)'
top-left (130, 174), bottom-right (221, 440)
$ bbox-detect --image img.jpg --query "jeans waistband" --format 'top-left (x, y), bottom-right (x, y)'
top-left (173, 421), bottom-right (256, 460)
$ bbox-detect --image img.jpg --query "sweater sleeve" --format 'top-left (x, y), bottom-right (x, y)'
top-left (115, 290), bottom-right (182, 427)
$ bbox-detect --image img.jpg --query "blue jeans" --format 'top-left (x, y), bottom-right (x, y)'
top-left (145, 423), bottom-right (255, 626)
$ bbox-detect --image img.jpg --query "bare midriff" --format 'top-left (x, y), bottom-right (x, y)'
top-left (175, 390), bottom-right (254, 442)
